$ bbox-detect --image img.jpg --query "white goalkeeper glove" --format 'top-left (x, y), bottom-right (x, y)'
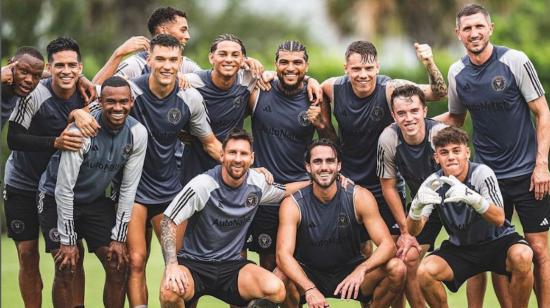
top-left (410, 179), bottom-right (442, 220)
top-left (439, 175), bottom-right (490, 214)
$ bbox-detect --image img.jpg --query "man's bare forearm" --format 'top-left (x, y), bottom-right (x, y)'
top-left (160, 215), bottom-right (178, 265)
top-left (426, 61), bottom-right (447, 99)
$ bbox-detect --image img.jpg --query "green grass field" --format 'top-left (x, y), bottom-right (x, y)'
top-left (1, 214), bottom-right (539, 307)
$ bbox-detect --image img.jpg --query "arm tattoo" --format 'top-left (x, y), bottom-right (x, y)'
top-left (389, 79), bottom-right (414, 89)
top-left (160, 216), bottom-right (178, 265)
top-left (426, 61), bottom-right (447, 99)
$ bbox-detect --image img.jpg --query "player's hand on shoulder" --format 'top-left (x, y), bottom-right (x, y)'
top-left (253, 167), bottom-right (274, 185)
top-left (115, 36), bottom-right (150, 58)
top-left (77, 75), bottom-right (97, 104)
top-left (306, 103), bottom-right (322, 127)
top-left (242, 57), bottom-right (264, 79)
top-left (257, 71), bottom-right (275, 91)
top-left (338, 174), bottom-right (354, 189)
top-left (1, 60), bottom-right (17, 84)
top-left (163, 263), bottom-right (189, 296)
top-left (73, 109), bottom-right (100, 137)
top-left (177, 72), bottom-right (191, 89)
top-left (55, 125), bottom-right (84, 151)
top-left (414, 42), bottom-right (434, 66)
top-left (334, 266), bottom-right (366, 300)
top-left (530, 164), bottom-right (550, 200)
top-left (107, 240), bottom-right (129, 270)
top-left (54, 244), bottom-right (80, 273)
top-left (305, 287), bottom-right (329, 308)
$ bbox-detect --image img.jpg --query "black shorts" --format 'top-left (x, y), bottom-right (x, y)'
top-left (3, 185), bottom-right (40, 241)
top-left (430, 232), bottom-right (529, 292)
top-left (409, 203), bottom-right (442, 251)
top-left (374, 193), bottom-right (404, 236)
top-left (299, 259), bottom-right (372, 304)
top-left (38, 193), bottom-right (115, 253)
top-left (178, 257), bottom-right (254, 306)
top-left (499, 174), bottom-right (550, 233)
top-left (247, 205), bottom-right (278, 254)
top-left (140, 201), bottom-right (171, 225)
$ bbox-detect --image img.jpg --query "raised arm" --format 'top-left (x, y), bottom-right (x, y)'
top-left (93, 36), bottom-right (150, 84)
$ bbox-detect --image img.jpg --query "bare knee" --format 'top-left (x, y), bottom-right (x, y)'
top-left (105, 259), bottom-right (127, 283)
top-left (417, 260), bottom-right (440, 287)
top-left (404, 247), bottom-right (422, 269)
top-left (386, 258), bottom-right (407, 284)
top-left (18, 247), bottom-right (39, 270)
top-left (527, 238), bottom-right (549, 264)
top-left (129, 251), bottom-right (147, 273)
top-left (261, 278), bottom-right (286, 302)
top-left (508, 245), bottom-right (534, 273)
top-left (159, 287), bottom-right (183, 306)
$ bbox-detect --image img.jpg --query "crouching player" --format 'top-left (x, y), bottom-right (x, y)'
top-left (38, 76), bottom-right (147, 308)
top-left (409, 127), bottom-right (534, 308)
top-left (277, 139), bottom-right (406, 308)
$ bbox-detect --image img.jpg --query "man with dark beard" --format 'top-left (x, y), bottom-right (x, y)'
top-left (276, 139), bottom-right (406, 308)
top-left (247, 40), bottom-right (336, 271)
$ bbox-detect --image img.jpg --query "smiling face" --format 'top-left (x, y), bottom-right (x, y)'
top-left (392, 95), bottom-right (427, 141)
top-left (99, 85), bottom-right (134, 129)
top-left (11, 54), bottom-right (44, 97)
top-left (159, 15), bottom-right (190, 46)
top-left (47, 50), bottom-right (82, 93)
top-left (434, 143), bottom-right (470, 179)
top-left (147, 45), bottom-right (182, 88)
top-left (276, 50), bottom-right (308, 91)
top-left (209, 40), bottom-right (244, 79)
top-left (306, 145), bottom-right (341, 189)
top-left (456, 12), bottom-right (493, 56)
top-left (344, 52), bottom-right (379, 97)
top-left (221, 138), bottom-right (254, 182)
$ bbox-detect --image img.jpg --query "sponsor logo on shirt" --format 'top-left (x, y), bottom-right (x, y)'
top-left (212, 215), bottom-right (252, 229)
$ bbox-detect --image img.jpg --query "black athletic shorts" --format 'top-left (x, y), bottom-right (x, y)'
top-left (178, 257), bottom-right (254, 306)
top-left (374, 193), bottom-right (405, 236)
top-left (299, 259), bottom-right (372, 304)
top-left (409, 203), bottom-right (442, 251)
top-left (38, 193), bottom-right (115, 253)
top-left (3, 185), bottom-right (40, 241)
top-left (247, 204), bottom-right (278, 254)
top-left (140, 201), bottom-right (171, 225)
top-left (430, 232), bottom-right (529, 292)
top-left (499, 174), bottom-right (550, 233)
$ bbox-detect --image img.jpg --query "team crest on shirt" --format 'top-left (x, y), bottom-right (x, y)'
top-left (245, 193), bottom-right (260, 207)
top-left (49, 228), bottom-right (60, 242)
top-left (10, 220), bottom-right (25, 234)
top-left (370, 106), bottom-right (385, 122)
top-left (122, 144), bottom-right (132, 158)
top-left (491, 76), bottom-right (507, 92)
top-left (297, 110), bottom-right (311, 126)
top-left (258, 233), bottom-right (272, 249)
top-left (337, 213), bottom-right (349, 227)
top-left (233, 96), bottom-right (244, 109)
top-left (167, 108), bottom-right (182, 124)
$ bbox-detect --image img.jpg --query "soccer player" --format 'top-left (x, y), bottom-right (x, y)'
top-left (4, 37), bottom-right (90, 308)
top-left (37, 76), bottom-right (147, 308)
top-left (409, 126), bottom-right (534, 308)
top-left (247, 40), bottom-right (336, 271)
top-left (320, 40), bottom-right (447, 240)
top-left (159, 128), bottom-right (309, 307)
top-left (277, 139), bottom-right (406, 308)
top-left (1, 47), bottom-right (44, 130)
top-left (436, 4), bottom-right (550, 306)
top-left (377, 84), bottom-right (447, 307)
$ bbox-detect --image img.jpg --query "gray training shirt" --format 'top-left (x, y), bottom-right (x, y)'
top-left (38, 111), bottom-right (147, 245)
top-left (448, 46), bottom-right (544, 179)
top-left (164, 165), bottom-right (286, 262)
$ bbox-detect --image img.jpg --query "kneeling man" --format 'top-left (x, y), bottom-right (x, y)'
top-left (409, 127), bottom-right (534, 308)
top-left (277, 139), bottom-right (406, 308)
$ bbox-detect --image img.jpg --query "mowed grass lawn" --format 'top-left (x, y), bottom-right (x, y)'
top-left (1, 214), bottom-right (539, 307)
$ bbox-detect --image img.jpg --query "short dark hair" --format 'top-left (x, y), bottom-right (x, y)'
top-left (147, 7), bottom-right (187, 36)
top-left (150, 34), bottom-right (182, 52)
top-left (101, 76), bottom-right (131, 94)
top-left (46, 37), bottom-right (81, 62)
top-left (222, 128), bottom-right (253, 150)
top-left (390, 84), bottom-right (427, 109)
top-left (275, 40), bottom-right (308, 62)
top-left (210, 34), bottom-right (246, 57)
top-left (14, 46), bottom-right (44, 63)
top-left (304, 138), bottom-right (341, 163)
top-left (456, 4), bottom-right (491, 27)
top-left (345, 40), bottom-right (377, 63)
top-left (433, 127), bottom-right (469, 149)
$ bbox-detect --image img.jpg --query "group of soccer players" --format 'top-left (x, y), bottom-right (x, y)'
top-left (1, 3), bottom-right (549, 308)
